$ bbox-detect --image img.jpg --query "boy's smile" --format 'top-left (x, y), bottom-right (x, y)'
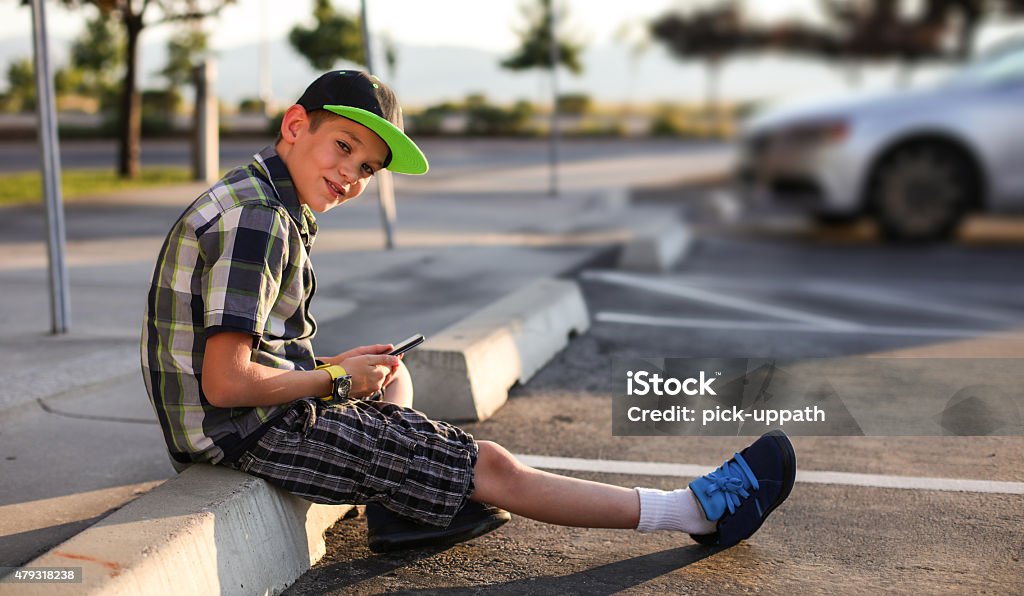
top-left (277, 106), bottom-right (390, 213)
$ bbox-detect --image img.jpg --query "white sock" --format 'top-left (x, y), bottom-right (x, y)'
top-left (634, 487), bottom-right (718, 535)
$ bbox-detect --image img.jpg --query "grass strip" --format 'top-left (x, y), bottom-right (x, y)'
top-left (0, 167), bottom-right (192, 206)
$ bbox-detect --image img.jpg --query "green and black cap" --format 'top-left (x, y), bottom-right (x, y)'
top-left (296, 70), bottom-right (428, 175)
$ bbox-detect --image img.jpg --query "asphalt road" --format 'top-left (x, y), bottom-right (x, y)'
top-left (0, 137), bottom-right (722, 175)
top-left (287, 187), bottom-right (1024, 594)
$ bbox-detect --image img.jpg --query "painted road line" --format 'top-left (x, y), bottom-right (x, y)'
top-left (803, 281), bottom-right (1020, 324)
top-left (595, 311), bottom-right (1014, 339)
top-left (633, 272), bottom-right (1022, 325)
top-left (516, 454), bottom-right (1024, 495)
top-left (582, 269), bottom-right (861, 330)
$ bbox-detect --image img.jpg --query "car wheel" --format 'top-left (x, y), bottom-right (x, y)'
top-left (869, 142), bottom-right (976, 242)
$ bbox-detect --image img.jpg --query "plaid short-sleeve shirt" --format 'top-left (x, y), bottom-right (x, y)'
top-left (141, 145), bottom-right (321, 466)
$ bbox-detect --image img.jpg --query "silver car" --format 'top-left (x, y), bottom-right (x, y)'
top-left (736, 39), bottom-right (1024, 241)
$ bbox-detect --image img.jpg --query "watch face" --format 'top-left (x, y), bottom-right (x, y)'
top-left (332, 375), bottom-right (352, 400)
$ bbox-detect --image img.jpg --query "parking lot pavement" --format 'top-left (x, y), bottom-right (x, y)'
top-left (293, 186), bottom-right (1024, 593)
top-left (289, 478), bottom-right (1021, 594)
top-left (291, 373), bottom-right (1023, 594)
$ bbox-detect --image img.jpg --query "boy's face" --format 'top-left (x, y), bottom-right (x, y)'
top-left (278, 106), bottom-right (390, 213)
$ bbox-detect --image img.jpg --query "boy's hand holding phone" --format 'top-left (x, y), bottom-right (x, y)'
top-left (324, 335), bottom-right (424, 401)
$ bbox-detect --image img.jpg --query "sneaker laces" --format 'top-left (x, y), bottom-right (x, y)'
top-left (699, 453), bottom-right (759, 515)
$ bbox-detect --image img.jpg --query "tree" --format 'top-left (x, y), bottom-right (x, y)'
top-left (46, 0), bottom-right (233, 179)
top-left (288, 0), bottom-right (365, 71)
top-left (3, 11), bottom-right (121, 114)
top-left (501, 0), bottom-right (584, 75)
top-left (161, 25), bottom-right (209, 90)
top-left (3, 58), bottom-right (36, 112)
top-left (63, 11), bottom-right (124, 112)
top-left (650, 2), bottom-right (749, 134)
top-left (501, 0), bottom-right (586, 195)
top-left (817, 0), bottom-right (1024, 84)
top-left (648, 0), bottom-right (1024, 121)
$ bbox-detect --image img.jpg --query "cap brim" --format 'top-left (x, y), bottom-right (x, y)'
top-left (322, 105), bottom-right (428, 175)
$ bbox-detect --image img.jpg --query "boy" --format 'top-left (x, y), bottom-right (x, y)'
top-left (141, 70), bottom-right (797, 554)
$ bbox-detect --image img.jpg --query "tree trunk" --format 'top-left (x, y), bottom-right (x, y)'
top-left (118, 11), bottom-right (143, 179)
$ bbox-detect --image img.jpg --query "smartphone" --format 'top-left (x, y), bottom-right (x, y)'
top-left (388, 334), bottom-right (425, 357)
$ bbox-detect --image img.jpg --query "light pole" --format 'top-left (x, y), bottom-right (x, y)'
top-left (30, 0), bottom-right (70, 334)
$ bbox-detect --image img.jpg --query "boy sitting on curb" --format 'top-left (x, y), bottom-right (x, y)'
top-left (141, 70), bottom-right (797, 553)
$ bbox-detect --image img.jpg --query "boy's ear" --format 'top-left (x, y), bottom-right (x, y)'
top-left (279, 104), bottom-right (309, 144)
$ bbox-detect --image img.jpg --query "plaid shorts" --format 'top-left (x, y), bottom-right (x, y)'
top-left (228, 397), bottom-right (479, 527)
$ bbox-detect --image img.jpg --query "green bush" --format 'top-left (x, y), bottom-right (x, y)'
top-left (648, 109), bottom-right (685, 137)
top-left (407, 102), bottom-right (459, 136)
top-left (140, 89), bottom-right (182, 137)
top-left (238, 97), bottom-right (266, 114)
top-left (465, 95), bottom-right (535, 136)
top-left (556, 93), bottom-right (590, 115)
top-left (268, 110), bottom-right (285, 137)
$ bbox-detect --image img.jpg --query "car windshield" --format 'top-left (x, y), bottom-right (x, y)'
top-left (946, 41), bottom-right (1024, 87)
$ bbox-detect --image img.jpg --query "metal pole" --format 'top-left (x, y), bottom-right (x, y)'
top-left (30, 0), bottom-right (70, 334)
top-left (361, 0), bottom-right (397, 249)
top-left (193, 60), bottom-right (219, 184)
top-left (548, 0), bottom-right (560, 197)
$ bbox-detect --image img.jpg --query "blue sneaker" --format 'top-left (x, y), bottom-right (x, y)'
top-left (688, 430), bottom-right (797, 547)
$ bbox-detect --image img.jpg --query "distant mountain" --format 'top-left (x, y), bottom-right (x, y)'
top-left (199, 39), bottom-right (718, 108)
top-left (0, 32), bottom-right (926, 111)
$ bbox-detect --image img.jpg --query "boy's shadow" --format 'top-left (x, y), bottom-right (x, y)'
top-left (314, 543), bottom-right (721, 594)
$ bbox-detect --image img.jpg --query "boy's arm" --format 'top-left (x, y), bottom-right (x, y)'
top-left (201, 331), bottom-right (399, 408)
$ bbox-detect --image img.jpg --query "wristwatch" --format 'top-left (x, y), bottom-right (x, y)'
top-left (315, 363), bottom-right (351, 403)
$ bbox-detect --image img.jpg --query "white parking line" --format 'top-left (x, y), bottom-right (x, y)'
top-left (582, 270), bottom-right (861, 330)
top-left (621, 272), bottom-right (1022, 324)
top-left (515, 454), bottom-right (1024, 495)
top-left (596, 311), bottom-right (1006, 338)
top-left (803, 281), bottom-right (1020, 324)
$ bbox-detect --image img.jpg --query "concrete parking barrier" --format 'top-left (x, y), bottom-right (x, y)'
top-left (12, 466), bottom-right (354, 596)
top-left (617, 221), bottom-right (692, 272)
top-left (404, 278), bottom-right (590, 422)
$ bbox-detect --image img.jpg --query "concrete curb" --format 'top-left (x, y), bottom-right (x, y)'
top-left (617, 221), bottom-right (693, 272)
top-left (404, 278), bottom-right (590, 422)
top-left (11, 466), bottom-right (354, 596)
top-left (10, 278), bottom-right (591, 595)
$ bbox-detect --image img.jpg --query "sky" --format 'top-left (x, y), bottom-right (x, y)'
top-left (3, 1), bottom-right (1022, 107)
top-left (3, 0), bottom-right (824, 53)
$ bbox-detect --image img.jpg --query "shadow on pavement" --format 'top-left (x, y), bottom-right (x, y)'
top-left (0, 516), bottom-right (103, 568)
top-left (315, 543), bottom-right (719, 594)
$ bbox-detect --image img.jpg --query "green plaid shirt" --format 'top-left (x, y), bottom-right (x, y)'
top-left (141, 145), bottom-right (320, 466)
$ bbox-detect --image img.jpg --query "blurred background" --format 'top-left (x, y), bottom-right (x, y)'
top-left (3, 0), bottom-right (1022, 125)
top-left (3, 0), bottom-right (1024, 239)
top-left (3, 4), bottom-right (1024, 580)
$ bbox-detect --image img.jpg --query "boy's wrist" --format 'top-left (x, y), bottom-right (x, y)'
top-left (315, 363), bottom-right (351, 401)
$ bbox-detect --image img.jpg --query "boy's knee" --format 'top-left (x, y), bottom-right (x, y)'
top-left (475, 441), bottom-right (522, 480)
top-left (395, 360), bottom-right (411, 385)
top-left (382, 360), bottom-right (413, 407)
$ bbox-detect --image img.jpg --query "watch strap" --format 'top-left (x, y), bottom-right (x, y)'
top-left (315, 363), bottom-right (347, 378)
top-left (314, 363), bottom-right (348, 399)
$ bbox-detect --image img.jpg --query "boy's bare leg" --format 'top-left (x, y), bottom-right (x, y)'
top-left (470, 440), bottom-right (642, 529)
top-left (378, 369), bottom-right (637, 527)
top-left (380, 361), bottom-right (413, 408)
